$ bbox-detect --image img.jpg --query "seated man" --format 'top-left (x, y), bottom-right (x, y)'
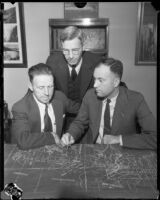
top-left (11, 63), bottom-right (80, 150)
top-left (61, 58), bottom-right (156, 150)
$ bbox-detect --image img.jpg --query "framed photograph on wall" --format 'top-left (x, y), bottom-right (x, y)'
top-left (3, 2), bottom-right (27, 68)
top-left (135, 2), bottom-right (157, 65)
top-left (49, 18), bottom-right (109, 55)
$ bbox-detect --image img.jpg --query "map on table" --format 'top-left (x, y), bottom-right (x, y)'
top-left (4, 144), bottom-right (157, 198)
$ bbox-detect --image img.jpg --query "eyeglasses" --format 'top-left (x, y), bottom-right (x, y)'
top-left (37, 85), bottom-right (54, 90)
top-left (62, 48), bottom-right (82, 55)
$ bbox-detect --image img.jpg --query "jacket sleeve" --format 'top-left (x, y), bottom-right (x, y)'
top-left (11, 105), bottom-right (56, 150)
top-left (122, 94), bottom-right (157, 150)
top-left (46, 54), bottom-right (55, 67)
top-left (54, 91), bottom-right (80, 114)
top-left (67, 94), bottom-right (90, 141)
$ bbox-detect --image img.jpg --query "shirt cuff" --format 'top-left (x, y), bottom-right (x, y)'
top-left (119, 135), bottom-right (123, 146)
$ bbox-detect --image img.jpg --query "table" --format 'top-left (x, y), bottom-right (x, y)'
top-left (1, 144), bottom-right (159, 199)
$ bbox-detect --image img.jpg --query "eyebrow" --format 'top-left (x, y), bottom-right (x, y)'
top-left (94, 77), bottom-right (105, 80)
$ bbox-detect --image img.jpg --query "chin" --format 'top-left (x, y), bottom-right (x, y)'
top-left (96, 92), bottom-right (103, 97)
top-left (69, 61), bottom-right (77, 65)
top-left (41, 99), bottom-right (50, 104)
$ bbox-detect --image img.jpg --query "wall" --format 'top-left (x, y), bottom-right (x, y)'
top-left (99, 2), bottom-right (157, 118)
top-left (4, 2), bottom-right (157, 118)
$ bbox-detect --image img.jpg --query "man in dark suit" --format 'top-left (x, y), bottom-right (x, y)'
top-left (61, 58), bottom-right (156, 150)
top-left (11, 63), bottom-right (79, 150)
top-left (46, 26), bottom-right (107, 142)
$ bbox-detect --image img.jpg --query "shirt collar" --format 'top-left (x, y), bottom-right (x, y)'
top-left (33, 94), bottom-right (51, 108)
top-left (68, 58), bottom-right (82, 72)
top-left (103, 90), bottom-right (119, 104)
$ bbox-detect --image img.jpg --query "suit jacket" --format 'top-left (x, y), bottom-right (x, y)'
top-left (46, 51), bottom-right (105, 102)
top-left (11, 90), bottom-right (79, 150)
top-left (68, 86), bottom-right (156, 150)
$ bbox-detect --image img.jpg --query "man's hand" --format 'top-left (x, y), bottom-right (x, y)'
top-left (52, 132), bottom-right (63, 146)
top-left (103, 135), bottom-right (121, 144)
top-left (61, 133), bottom-right (75, 146)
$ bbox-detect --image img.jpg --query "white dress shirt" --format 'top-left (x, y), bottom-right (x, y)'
top-left (96, 91), bottom-right (122, 145)
top-left (68, 58), bottom-right (82, 76)
top-left (33, 95), bottom-right (56, 133)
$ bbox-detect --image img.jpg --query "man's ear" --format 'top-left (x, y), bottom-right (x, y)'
top-left (114, 78), bottom-right (120, 87)
top-left (28, 82), bottom-right (33, 91)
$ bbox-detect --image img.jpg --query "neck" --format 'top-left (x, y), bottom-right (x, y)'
top-left (107, 87), bottom-right (119, 99)
top-left (72, 57), bottom-right (82, 68)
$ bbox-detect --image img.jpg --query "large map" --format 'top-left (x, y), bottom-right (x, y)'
top-left (3, 144), bottom-right (158, 198)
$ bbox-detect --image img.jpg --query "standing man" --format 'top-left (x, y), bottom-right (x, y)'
top-left (61, 58), bottom-right (156, 150)
top-left (46, 26), bottom-right (106, 142)
top-left (11, 63), bottom-right (79, 150)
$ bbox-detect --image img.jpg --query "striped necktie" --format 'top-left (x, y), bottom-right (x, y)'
top-left (70, 65), bottom-right (77, 81)
top-left (44, 104), bottom-right (52, 132)
top-left (103, 98), bottom-right (111, 135)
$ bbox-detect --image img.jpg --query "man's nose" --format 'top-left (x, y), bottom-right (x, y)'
top-left (68, 50), bottom-right (73, 58)
top-left (44, 87), bottom-right (49, 95)
top-left (94, 80), bottom-right (98, 88)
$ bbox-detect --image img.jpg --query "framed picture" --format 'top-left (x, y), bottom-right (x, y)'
top-left (64, 2), bottom-right (98, 18)
top-left (3, 2), bottom-right (27, 68)
top-left (135, 2), bottom-right (157, 65)
top-left (49, 18), bottom-right (109, 55)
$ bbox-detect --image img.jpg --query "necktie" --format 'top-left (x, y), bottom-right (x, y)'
top-left (71, 65), bottom-right (77, 81)
top-left (44, 104), bottom-right (52, 132)
top-left (103, 98), bottom-right (111, 135)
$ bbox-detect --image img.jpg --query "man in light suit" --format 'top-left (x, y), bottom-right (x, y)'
top-left (61, 58), bottom-right (156, 150)
top-left (11, 63), bottom-right (79, 150)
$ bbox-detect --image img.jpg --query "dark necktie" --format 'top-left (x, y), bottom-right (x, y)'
top-left (70, 65), bottom-right (77, 81)
top-left (103, 98), bottom-right (111, 135)
top-left (44, 104), bottom-right (52, 132)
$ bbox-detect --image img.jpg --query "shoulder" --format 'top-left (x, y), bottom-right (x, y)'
top-left (83, 51), bottom-right (106, 61)
top-left (53, 90), bottom-right (67, 102)
top-left (83, 88), bottom-right (97, 100)
top-left (46, 51), bottom-right (64, 64)
top-left (120, 86), bottom-right (145, 102)
top-left (12, 90), bottom-right (32, 111)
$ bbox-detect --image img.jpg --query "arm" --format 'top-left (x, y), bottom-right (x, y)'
top-left (65, 94), bottom-right (90, 142)
top-left (11, 107), bottom-right (57, 150)
top-left (122, 94), bottom-right (156, 150)
top-left (54, 91), bottom-right (80, 114)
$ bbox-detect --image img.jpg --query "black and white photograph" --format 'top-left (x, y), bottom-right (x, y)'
top-left (3, 2), bottom-right (27, 67)
top-left (49, 18), bottom-right (108, 53)
top-left (1, 2), bottom-right (158, 199)
top-left (135, 2), bottom-right (157, 65)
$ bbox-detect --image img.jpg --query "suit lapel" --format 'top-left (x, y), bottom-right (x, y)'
top-left (27, 92), bottom-right (41, 132)
top-left (80, 54), bottom-right (94, 98)
top-left (56, 56), bottom-right (69, 95)
top-left (93, 98), bottom-right (103, 142)
top-left (111, 87), bottom-right (128, 134)
top-left (27, 91), bottom-right (63, 136)
top-left (52, 100), bottom-right (63, 137)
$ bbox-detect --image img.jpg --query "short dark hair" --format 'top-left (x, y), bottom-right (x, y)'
top-left (60, 26), bottom-right (84, 45)
top-left (96, 58), bottom-right (123, 80)
top-left (28, 63), bottom-right (53, 82)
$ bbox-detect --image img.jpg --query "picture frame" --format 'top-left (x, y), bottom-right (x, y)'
top-left (49, 18), bottom-right (109, 55)
top-left (3, 2), bottom-right (27, 68)
top-left (135, 2), bottom-right (157, 65)
top-left (64, 2), bottom-right (99, 18)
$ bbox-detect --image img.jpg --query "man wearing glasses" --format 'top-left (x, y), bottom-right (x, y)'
top-left (46, 26), bottom-right (105, 143)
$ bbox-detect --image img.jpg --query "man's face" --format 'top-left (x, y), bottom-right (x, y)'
top-left (62, 38), bottom-right (83, 66)
top-left (93, 64), bottom-right (119, 98)
top-left (30, 74), bottom-right (54, 104)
